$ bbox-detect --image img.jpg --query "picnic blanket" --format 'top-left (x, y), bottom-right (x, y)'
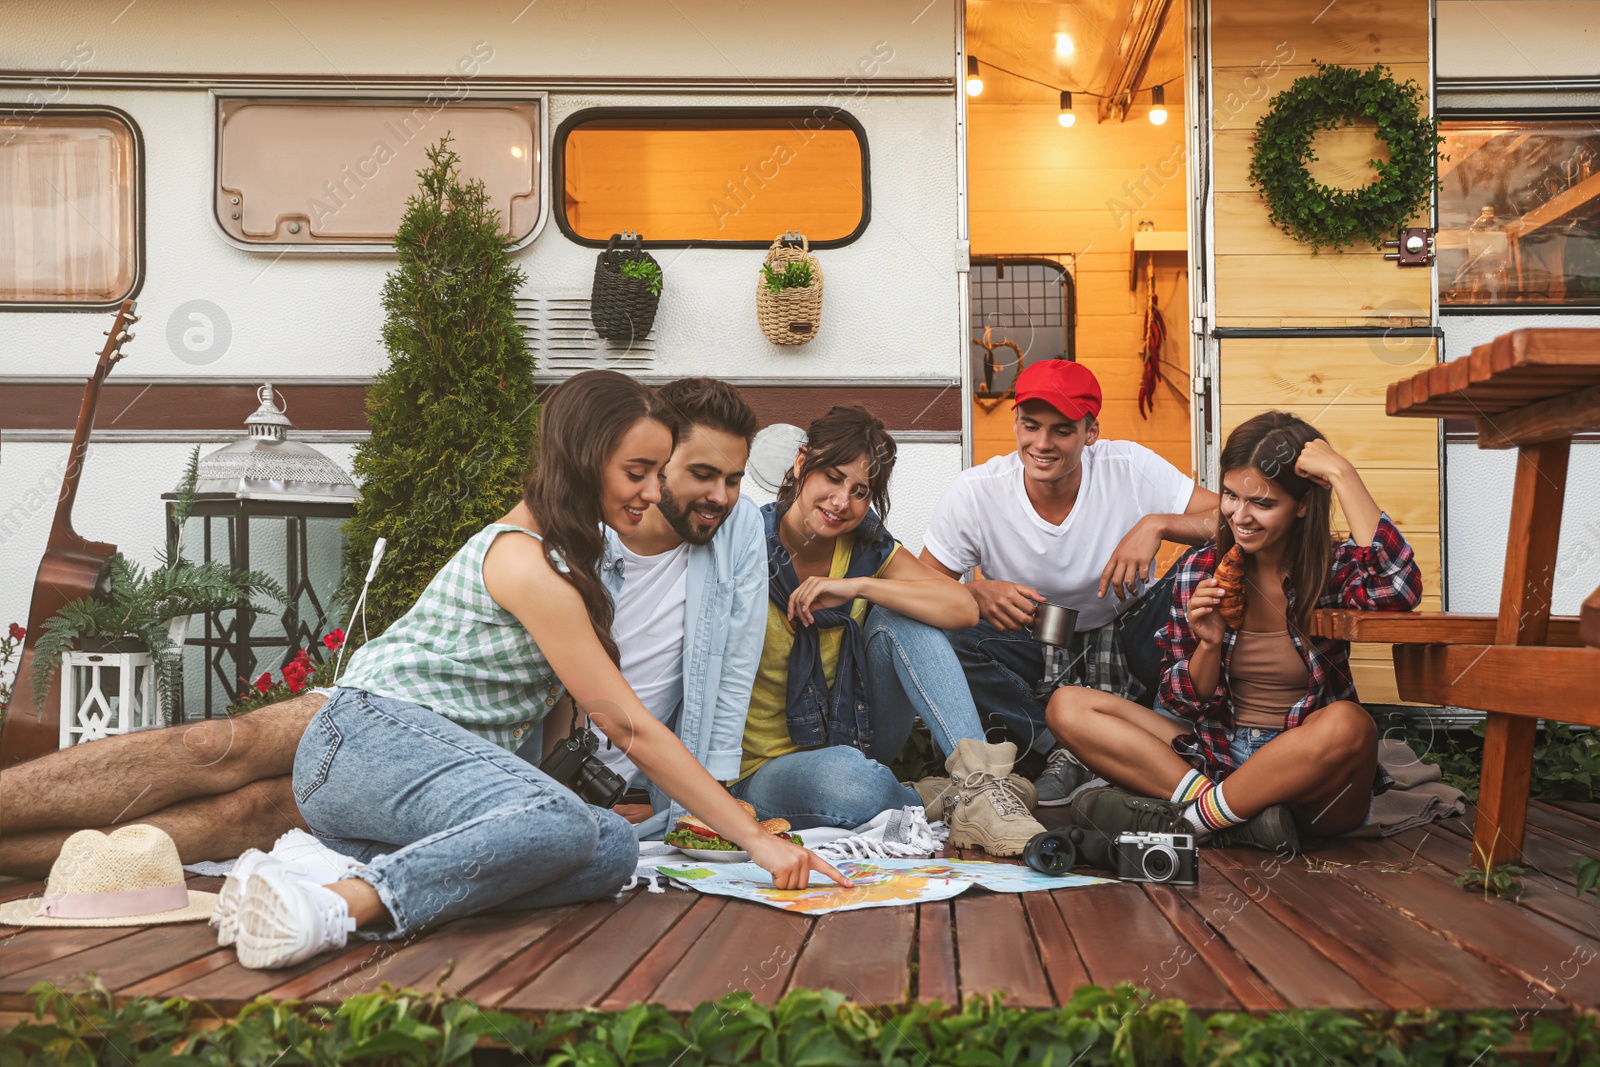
top-left (1351, 737), bottom-right (1468, 837)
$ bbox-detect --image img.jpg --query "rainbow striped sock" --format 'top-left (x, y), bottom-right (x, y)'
top-left (1170, 769), bottom-right (1210, 805)
top-left (1183, 780), bottom-right (1244, 834)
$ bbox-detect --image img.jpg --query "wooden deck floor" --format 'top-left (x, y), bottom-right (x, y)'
top-left (3, 800), bottom-right (1598, 1017)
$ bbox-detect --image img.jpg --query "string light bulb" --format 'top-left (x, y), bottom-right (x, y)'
top-left (965, 55), bottom-right (984, 97)
top-left (1058, 90), bottom-right (1075, 128)
top-left (1148, 85), bottom-right (1168, 125)
top-left (1054, 32), bottom-right (1074, 58)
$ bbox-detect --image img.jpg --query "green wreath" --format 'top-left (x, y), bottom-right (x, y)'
top-left (1248, 63), bottom-right (1441, 252)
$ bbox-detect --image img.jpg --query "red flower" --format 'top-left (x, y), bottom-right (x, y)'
top-left (8, 623), bottom-right (24, 641)
top-left (254, 672), bottom-right (274, 694)
top-left (282, 661), bottom-right (309, 694)
top-left (322, 629), bottom-right (346, 652)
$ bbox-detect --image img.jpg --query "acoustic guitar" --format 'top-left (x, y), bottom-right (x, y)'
top-left (1, 298), bottom-right (138, 766)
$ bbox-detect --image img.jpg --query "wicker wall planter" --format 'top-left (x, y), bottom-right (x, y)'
top-left (590, 232), bottom-right (662, 344)
top-left (756, 234), bottom-right (823, 346)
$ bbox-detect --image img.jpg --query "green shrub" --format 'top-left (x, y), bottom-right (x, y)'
top-left (337, 136), bottom-right (539, 641)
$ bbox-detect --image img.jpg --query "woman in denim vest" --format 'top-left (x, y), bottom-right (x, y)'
top-left (230, 371), bottom-right (849, 970)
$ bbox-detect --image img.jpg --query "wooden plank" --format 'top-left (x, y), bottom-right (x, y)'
top-left (1548, 801), bottom-right (1600, 828)
top-left (785, 907), bottom-right (913, 1006)
top-left (1214, 126), bottom-right (1430, 200)
top-left (265, 943), bottom-right (396, 1002)
top-left (344, 902), bottom-right (620, 1002)
top-left (0, 922), bottom-right (220, 1001)
top-left (915, 902), bottom-right (958, 1006)
top-left (121, 950), bottom-right (237, 998)
top-left (1140, 884), bottom-right (1287, 1011)
top-left (647, 902), bottom-right (811, 1012)
top-left (493, 902), bottom-right (626, 1011)
top-left (600, 896), bottom-right (726, 1010)
top-left (1527, 799), bottom-right (1600, 851)
top-left (1392, 645), bottom-right (1600, 723)
top-left (1582, 584), bottom-right (1600, 649)
top-left (1023, 892), bottom-right (1090, 1006)
top-left (1477, 383), bottom-right (1600, 448)
top-left (954, 892), bottom-right (1052, 1008)
top-left (1205, 851), bottom-right (1540, 1010)
top-left (1185, 872), bottom-right (1380, 1009)
top-left (0, 927), bottom-right (140, 981)
top-left (1313, 837), bottom-right (1600, 1005)
top-left (1313, 609), bottom-right (1584, 645)
top-left (1053, 881), bottom-right (1238, 1011)
top-left (1213, 254), bottom-right (1432, 326)
top-left (1221, 334), bottom-right (1437, 399)
top-left (505, 890), bottom-right (697, 1011)
top-left (1211, 0), bottom-right (1429, 71)
top-left (1218, 404), bottom-right (1437, 469)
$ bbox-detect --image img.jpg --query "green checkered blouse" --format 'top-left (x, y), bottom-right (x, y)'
top-left (337, 524), bottom-right (565, 750)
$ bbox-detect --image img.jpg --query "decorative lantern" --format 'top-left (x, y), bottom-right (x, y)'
top-left (163, 385), bottom-right (358, 719)
top-left (59, 640), bottom-right (161, 747)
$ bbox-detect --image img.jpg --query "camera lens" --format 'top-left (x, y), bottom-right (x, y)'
top-left (1142, 845), bottom-right (1177, 882)
top-left (1024, 830), bottom-right (1078, 874)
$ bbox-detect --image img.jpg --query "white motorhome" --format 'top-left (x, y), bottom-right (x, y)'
top-left (2, 0), bottom-right (1597, 725)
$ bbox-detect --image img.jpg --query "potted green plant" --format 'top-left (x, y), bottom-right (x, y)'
top-left (756, 233), bottom-right (823, 345)
top-left (590, 231), bottom-right (664, 343)
top-left (29, 447), bottom-right (285, 727)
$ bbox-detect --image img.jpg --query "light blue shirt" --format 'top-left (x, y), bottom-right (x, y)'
top-left (600, 494), bottom-right (766, 839)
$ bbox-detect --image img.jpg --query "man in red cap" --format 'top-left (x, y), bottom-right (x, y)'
top-left (919, 359), bottom-right (1218, 804)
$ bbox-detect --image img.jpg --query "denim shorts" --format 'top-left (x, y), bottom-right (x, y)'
top-left (1227, 725), bottom-right (1281, 766)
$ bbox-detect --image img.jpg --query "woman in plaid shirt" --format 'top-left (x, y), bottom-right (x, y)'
top-left (1046, 411), bottom-right (1422, 855)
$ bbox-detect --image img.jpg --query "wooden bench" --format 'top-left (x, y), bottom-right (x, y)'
top-left (1318, 328), bottom-right (1600, 870)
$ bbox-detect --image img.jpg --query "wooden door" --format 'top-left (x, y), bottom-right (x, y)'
top-left (1209, 0), bottom-right (1439, 702)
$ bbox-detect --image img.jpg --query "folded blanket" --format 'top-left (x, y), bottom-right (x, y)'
top-left (1349, 737), bottom-right (1467, 837)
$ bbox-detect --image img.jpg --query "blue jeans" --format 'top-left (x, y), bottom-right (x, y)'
top-left (944, 620), bottom-right (1055, 754)
top-left (293, 688), bottom-right (638, 940)
top-left (862, 606), bottom-right (986, 763)
top-left (730, 745), bottom-right (920, 830)
top-left (1227, 725), bottom-right (1282, 766)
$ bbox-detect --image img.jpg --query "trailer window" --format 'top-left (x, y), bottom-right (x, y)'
top-left (1440, 118), bottom-right (1600, 309)
top-left (0, 111), bottom-right (139, 307)
top-left (556, 109), bottom-right (869, 247)
top-left (215, 99), bottom-right (540, 247)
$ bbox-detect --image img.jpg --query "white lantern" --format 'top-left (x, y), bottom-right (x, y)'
top-left (58, 643), bottom-right (162, 747)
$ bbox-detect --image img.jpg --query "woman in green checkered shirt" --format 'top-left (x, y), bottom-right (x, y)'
top-left (233, 371), bottom-right (850, 971)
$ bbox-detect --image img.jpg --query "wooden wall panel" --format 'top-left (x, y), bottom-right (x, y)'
top-left (1210, 1), bottom-right (1431, 70)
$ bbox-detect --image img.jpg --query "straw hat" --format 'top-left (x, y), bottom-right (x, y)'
top-left (0, 825), bottom-right (219, 927)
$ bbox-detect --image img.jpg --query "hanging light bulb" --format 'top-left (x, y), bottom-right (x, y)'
top-left (1148, 84), bottom-right (1168, 125)
top-left (965, 55), bottom-right (984, 97)
top-left (1058, 90), bottom-right (1075, 128)
top-left (1054, 32), bottom-right (1074, 58)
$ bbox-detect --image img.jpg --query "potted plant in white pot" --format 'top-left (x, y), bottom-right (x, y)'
top-left (29, 448), bottom-right (284, 744)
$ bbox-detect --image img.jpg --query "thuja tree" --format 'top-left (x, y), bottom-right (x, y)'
top-left (339, 137), bottom-right (538, 638)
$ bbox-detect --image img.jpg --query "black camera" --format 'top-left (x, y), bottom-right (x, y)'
top-left (538, 724), bottom-right (627, 809)
top-left (1023, 827), bottom-right (1198, 886)
top-left (1113, 831), bottom-right (1199, 885)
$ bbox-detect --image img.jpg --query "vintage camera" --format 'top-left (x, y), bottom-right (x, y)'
top-left (539, 724), bottom-right (627, 809)
top-left (1023, 827), bottom-right (1198, 886)
top-left (1114, 831), bottom-right (1199, 885)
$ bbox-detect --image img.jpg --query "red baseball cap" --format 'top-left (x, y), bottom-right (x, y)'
top-left (1014, 360), bottom-right (1102, 420)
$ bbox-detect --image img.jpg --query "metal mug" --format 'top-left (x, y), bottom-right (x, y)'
top-left (1029, 602), bottom-right (1078, 648)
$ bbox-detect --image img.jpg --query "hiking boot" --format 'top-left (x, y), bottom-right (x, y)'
top-left (1033, 746), bottom-right (1100, 807)
top-left (911, 771), bottom-right (1036, 823)
top-left (1066, 786), bottom-right (1188, 838)
top-left (943, 739), bottom-right (1047, 857)
top-left (1204, 804), bottom-right (1302, 856)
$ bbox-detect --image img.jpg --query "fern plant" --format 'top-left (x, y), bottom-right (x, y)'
top-left (29, 447), bottom-right (284, 720)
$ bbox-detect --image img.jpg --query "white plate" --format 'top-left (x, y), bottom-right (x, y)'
top-left (675, 847), bottom-right (750, 863)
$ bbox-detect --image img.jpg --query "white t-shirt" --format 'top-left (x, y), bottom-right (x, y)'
top-left (598, 540), bottom-right (690, 783)
top-left (921, 442), bottom-right (1195, 631)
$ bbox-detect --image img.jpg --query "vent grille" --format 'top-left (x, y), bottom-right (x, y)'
top-left (514, 294), bottom-right (657, 375)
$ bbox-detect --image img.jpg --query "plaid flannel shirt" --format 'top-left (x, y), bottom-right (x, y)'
top-left (1157, 513), bottom-right (1422, 787)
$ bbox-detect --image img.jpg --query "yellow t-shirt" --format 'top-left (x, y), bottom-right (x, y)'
top-left (738, 535), bottom-right (900, 781)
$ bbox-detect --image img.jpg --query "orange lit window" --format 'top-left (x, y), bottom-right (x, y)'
top-left (0, 110), bottom-right (140, 306)
top-left (557, 109), bottom-right (869, 247)
top-left (216, 99), bottom-right (539, 246)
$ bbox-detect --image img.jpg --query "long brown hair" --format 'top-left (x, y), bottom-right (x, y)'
top-left (776, 405), bottom-right (896, 543)
top-left (522, 370), bottom-right (675, 664)
top-left (1216, 411), bottom-right (1334, 638)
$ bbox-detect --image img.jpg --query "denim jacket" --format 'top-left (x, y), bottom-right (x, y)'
top-left (601, 494), bottom-right (767, 839)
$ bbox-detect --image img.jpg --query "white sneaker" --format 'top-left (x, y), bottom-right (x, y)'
top-left (234, 863), bottom-right (356, 970)
top-left (213, 831), bottom-right (360, 947)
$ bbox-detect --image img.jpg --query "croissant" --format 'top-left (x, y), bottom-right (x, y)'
top-left (1214, 545), bottom-right (1247, 628)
